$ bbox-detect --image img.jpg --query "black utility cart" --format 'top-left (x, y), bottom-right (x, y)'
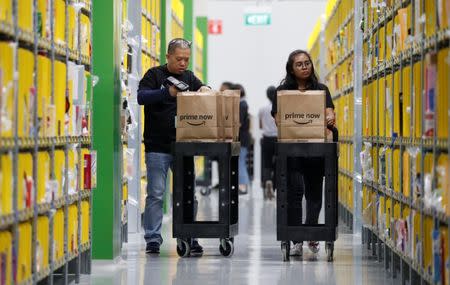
top-left (172, 142), bottom-right (240, 257)
top-left (276, 128), bottom-right (339, 262)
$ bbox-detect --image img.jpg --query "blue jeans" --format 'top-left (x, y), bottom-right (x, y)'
top-left (239, 147), bottom-right (250, 186)
top-left (144, 152), bottom-right (197, 245)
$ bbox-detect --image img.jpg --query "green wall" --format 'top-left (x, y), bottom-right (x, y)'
top-left (160, 0), bottom-right (167, 64)
top-left (92, 0), bottom-right (123, 260)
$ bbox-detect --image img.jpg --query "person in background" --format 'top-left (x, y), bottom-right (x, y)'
top-left (234, 83), bottom-right (252, 195)
top-left (271, 49), bottom-right (335, 257)
top-left (258, 86), bottom-right (277, 200)
top-left (220, 81), bottom-right (233, 92)
top-left (137, 38), bottom-right (210, 256)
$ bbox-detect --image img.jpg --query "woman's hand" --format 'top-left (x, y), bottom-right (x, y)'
top-left (326, 108), bottom-right (336, 127)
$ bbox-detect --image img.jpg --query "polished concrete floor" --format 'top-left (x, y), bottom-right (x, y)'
top-left (79, 188), bottom-right (396, 285)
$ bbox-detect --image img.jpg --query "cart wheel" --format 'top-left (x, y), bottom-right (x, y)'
top-left (325, 242), bottom-right (334, 262)
top-left (219, 239), bottom-right (234, 257)
top-left (281, 241), bottom-right (290, 262)
top-left (200, 187), bottom-right (211, 196)
top-left (177, 239), bottom-right (191, 258)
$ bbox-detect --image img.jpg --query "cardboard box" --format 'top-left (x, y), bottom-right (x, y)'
top-left (176, 91), bottom-right (224, 141)
top-left (277, 90), bottom-right (326, 142)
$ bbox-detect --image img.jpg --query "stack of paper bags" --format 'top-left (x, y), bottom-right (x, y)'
top-left (276, 90), bottom-right (327, 142)
top-left (176, 91), bottom-right (224, 142)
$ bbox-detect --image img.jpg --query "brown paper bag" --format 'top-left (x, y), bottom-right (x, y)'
top-left (176, 91), bottom-right (224, 141)
top-left (277, 90), bottom-right (326, 142)
top-left (232, 90), bottom-right (240, 141)
top-left (221, 90), bottom-right (240, 141)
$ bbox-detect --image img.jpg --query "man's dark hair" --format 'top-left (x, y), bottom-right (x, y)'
top-left (281, 49), bottom-right (320, 89)
top-left (266, 85), bottom-right (276, 103)
top-left (167, 38), bottom-right (191, 54)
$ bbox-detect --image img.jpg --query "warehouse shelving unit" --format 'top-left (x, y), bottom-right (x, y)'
top-left (309, 0), bottom-right (356, 230)
top-left (124, 0), bottom-right (163, 233)
top-left (0, 0), bottom-right (93, 284)
top-left (120, 0), bottom-right (129, 243)
top-left (310, 0), bottom-right (450, 284)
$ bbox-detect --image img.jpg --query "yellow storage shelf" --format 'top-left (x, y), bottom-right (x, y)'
top-left (0, 230), bottom-right (12, 285)
top-left (17, 222), bottom-right (32, 283)
top-left (37, 216), bottom-right (49, 273)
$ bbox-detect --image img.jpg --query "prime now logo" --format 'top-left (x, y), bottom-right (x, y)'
top-left (284, 113), bottom-right (321, 120)
top-left (179, 114), bottom-right (214, 121)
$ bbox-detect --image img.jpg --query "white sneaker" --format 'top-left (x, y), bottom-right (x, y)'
top-left (308, 241), bottom-right (320, 254)
top-left (290, 242), bottom-right (303, 256)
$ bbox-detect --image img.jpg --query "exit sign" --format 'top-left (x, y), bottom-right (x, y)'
top-left (244, 13), bottom-right (271, 26)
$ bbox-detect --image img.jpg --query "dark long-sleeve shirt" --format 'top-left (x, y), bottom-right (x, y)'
top-left (138, 64), bottom-right (204, 153)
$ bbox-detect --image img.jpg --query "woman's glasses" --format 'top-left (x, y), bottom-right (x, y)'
top-left (295, 61), bottom-right (312, 69)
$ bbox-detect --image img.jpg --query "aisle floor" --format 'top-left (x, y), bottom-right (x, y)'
top-left (79, 188), bottom-right (397, 285)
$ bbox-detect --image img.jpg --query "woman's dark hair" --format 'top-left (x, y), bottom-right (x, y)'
top-left (233, 83), bottom-right (246, 98)
top-left (221, 81), bottom-right (233, 90)
top-left (281, 49), bottom-right (320, 89)
top-left (266, 85), bottom-right (276, 103)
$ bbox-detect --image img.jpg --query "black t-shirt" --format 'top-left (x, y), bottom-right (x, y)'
top-left (271, 82), bottom-right (334, 117)
top-left (138, 64), bottom-right (204, 153)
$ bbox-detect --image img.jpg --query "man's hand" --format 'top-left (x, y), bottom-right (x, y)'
top-left (168, 85), bottom-right (178, 97)
top-left (326, 108), bottom-right (336, 127)
top-left (198, 86), bottom-right (211, 92)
